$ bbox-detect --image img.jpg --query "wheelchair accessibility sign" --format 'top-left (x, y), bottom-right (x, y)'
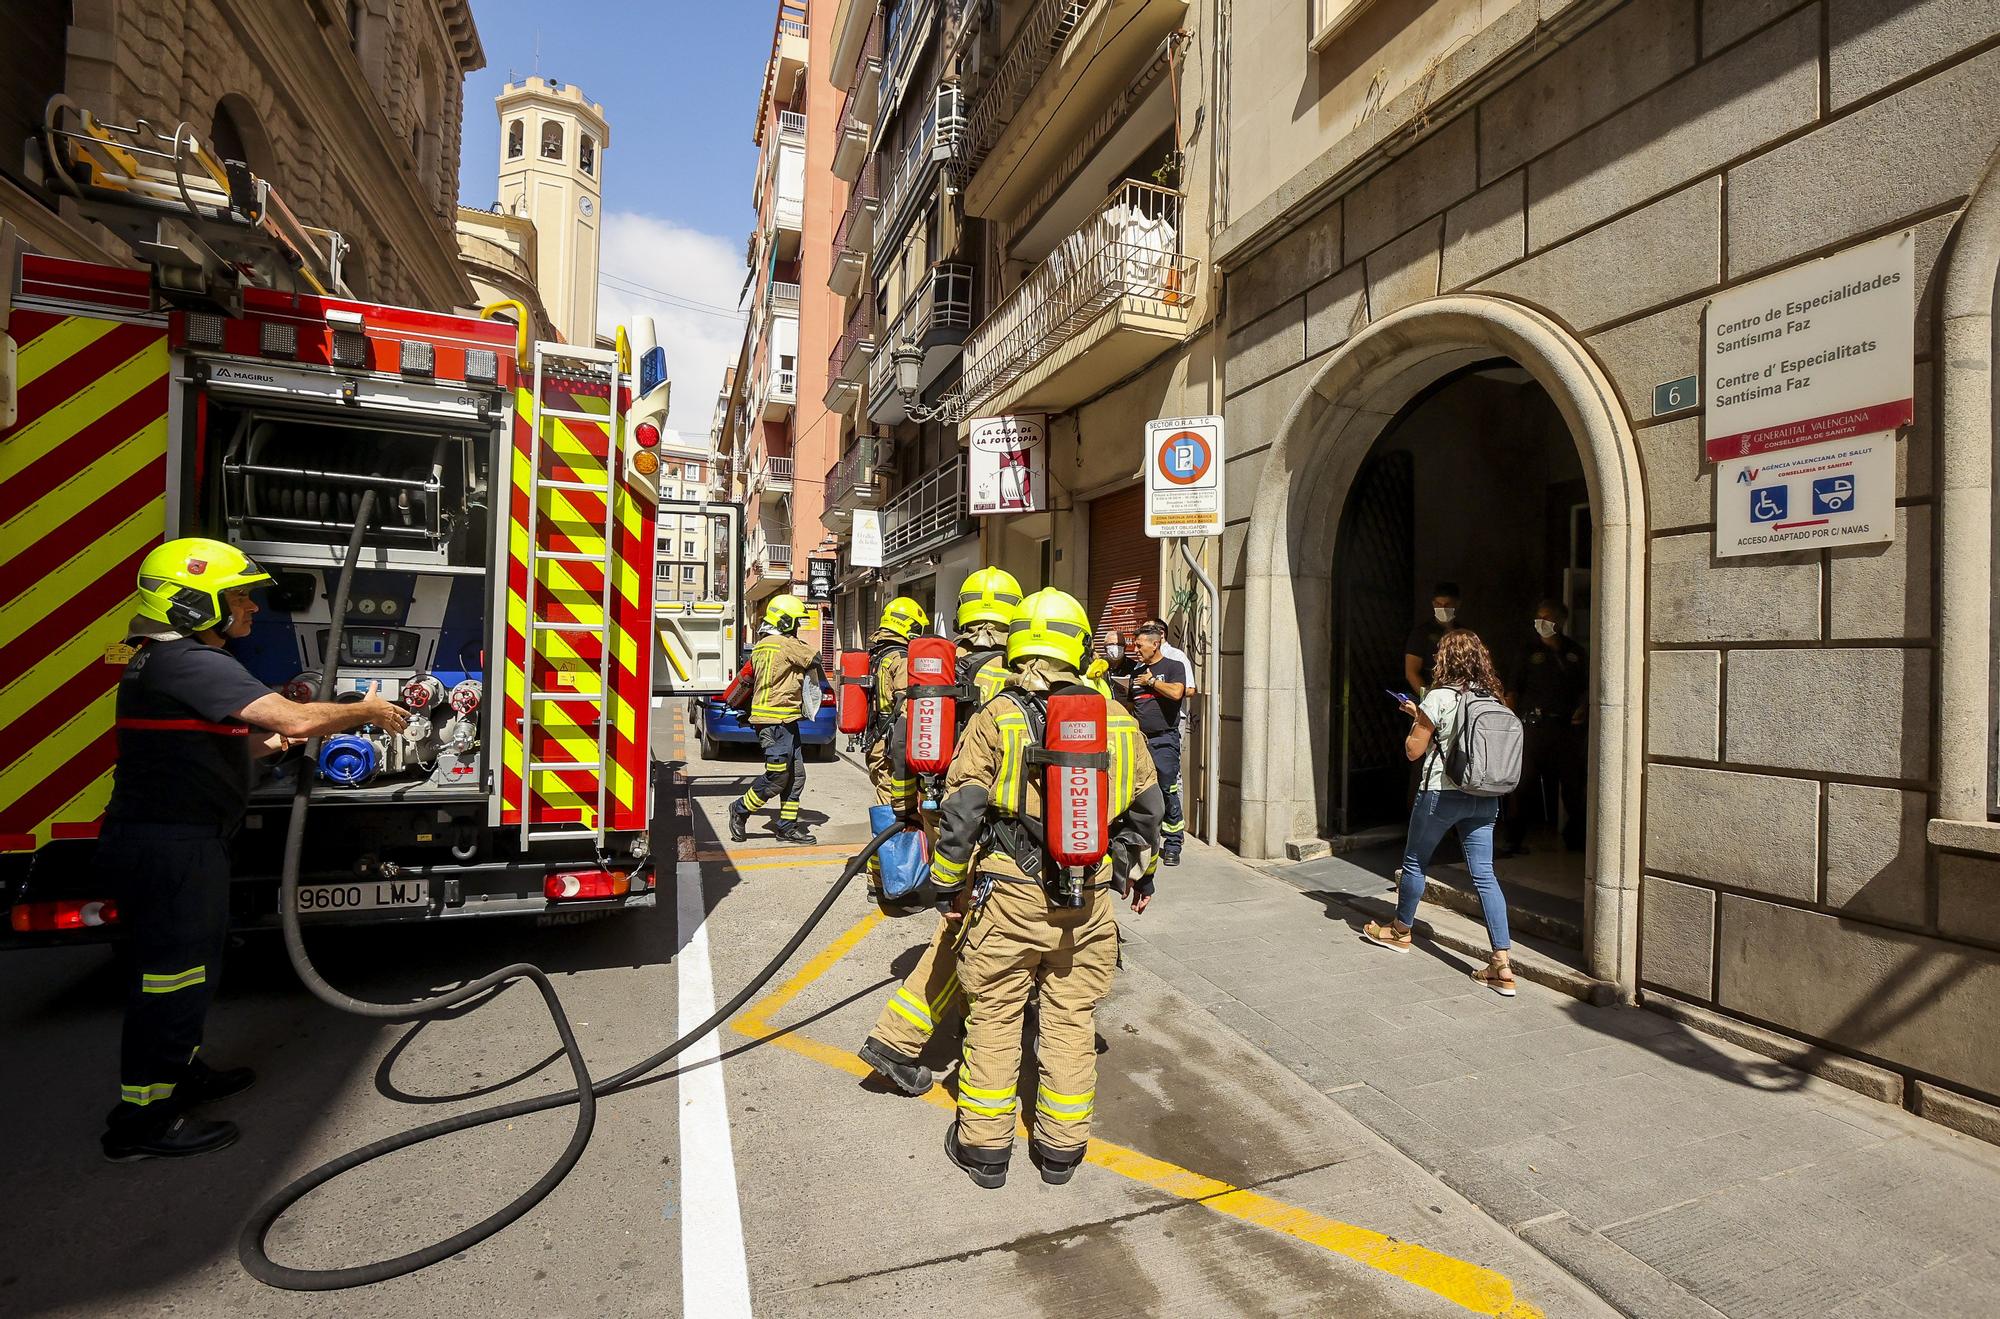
top-left (1716, 434), bottom-right (1894, 558)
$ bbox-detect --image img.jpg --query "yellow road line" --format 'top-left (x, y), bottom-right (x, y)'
top-left (725, 907), bottom-right (1545, 1319)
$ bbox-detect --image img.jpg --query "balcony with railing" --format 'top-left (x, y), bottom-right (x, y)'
top-left (960, 181), bottom-right (1198, 415)
top-left (777, 109), bottom-right (807, 142)
top-left (831, 156), bottom-right (880, 298)
top-left (879, 452), bottom-right (969, 567)
top-left (824, 297), bottom-right (877, 410)
top-left (868, 263), bottom-right (974, 425)
top-left (761, 365), bottom-right (797, 419)
top-left (959, 0), bottom-right (1186, 219)
top-left (761, 454), bottom-right (795, 493)
top-left (766, 279), bottom-right (801, 313)
top-left (877, 83), bottom-right (965, 252)
top-left (878, 0), bottom-right (936, 123)
top-left (833, 11), bottom-right (884, 183)
top-left (822, 435), bottom-right (888, 528)
top-left (756, 1), bottom-right (812, 144)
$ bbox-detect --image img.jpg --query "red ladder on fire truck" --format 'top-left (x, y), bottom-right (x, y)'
top-left (517, 342), bottom-right (623, 846)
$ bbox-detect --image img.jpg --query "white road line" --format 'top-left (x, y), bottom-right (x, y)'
top-left (676, 860), bottom-right (754, 1316)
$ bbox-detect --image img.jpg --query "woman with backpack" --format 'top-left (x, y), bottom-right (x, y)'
top-left (1363, 629), bottom-right (1518, 996)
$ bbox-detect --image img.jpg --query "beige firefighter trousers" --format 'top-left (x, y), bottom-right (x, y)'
top-left (954, 879), bottom-right (1117, 1154)
top-left (871, 914), bottom-right (963, 1056)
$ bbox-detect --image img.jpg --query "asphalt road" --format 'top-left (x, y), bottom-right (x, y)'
top-left (0, 701), bottom-right (1611, 1317)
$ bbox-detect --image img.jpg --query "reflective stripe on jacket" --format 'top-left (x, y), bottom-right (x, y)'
top-left (748, 633), bottom-right (818, 725)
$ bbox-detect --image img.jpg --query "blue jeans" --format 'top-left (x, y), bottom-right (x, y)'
top-left (1397, 790), bottom-right (1510, 950)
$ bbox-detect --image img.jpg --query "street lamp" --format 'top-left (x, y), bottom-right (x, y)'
top-left (891, 342), bottom-right (959, 424)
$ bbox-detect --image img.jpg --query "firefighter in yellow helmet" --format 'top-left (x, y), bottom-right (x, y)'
top-left (928, 588), bottom-right (1163, 1189)
top-left (857, 568), bottom-right (1019, 1093)
top-left (101, 539), bottom-right (409, 1161)
top-left (731, 594), bottom-right (825, 843)
top-left (860, 595), bottom-right (931, 827)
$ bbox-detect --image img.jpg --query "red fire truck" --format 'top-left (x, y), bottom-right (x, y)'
top-left (0, 105), bottom-right (741, 943)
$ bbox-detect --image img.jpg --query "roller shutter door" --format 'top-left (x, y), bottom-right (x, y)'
top-left (1086, 485), bottom-right (1157, 649)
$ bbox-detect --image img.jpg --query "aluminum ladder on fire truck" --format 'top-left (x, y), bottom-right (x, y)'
top-left (519, 342), bottom-right (622, 847)
top-left (37, 96), bottom-right (351, 310)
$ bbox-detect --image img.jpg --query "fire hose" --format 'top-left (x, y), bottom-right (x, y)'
top-left (239, 488), bottom-right (897, 1290)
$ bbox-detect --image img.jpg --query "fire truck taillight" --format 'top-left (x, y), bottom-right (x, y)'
top-left (10, 899), bottom-right (119, 933)
top-left (449, 680), bottom-right (482, 714)
top-left (331, 329), bottom-right (368, 368)
top-left (544, 870), bottom-right (629, 902)
top-left (400, 340), bottom-right (435, 376)
top-left (259, 322), bottom-right (298, 358)
top-left (635, 423), bottom-right (660, 448)
top-left (465, 349), bottom-right (498, 384)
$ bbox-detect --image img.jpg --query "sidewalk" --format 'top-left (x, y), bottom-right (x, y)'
top-left (1120, 842), bottom-right (2000, 1319)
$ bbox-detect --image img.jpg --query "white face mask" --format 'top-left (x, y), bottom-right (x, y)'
top-left (1434, 607), bottom-right (1456, 625)
top-left (1104, 642), bottom-right (1124, 661)
top-left (1533, 618), bottom-right (1558, 638)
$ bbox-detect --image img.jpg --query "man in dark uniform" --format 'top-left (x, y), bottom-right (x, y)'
top-left (101, 537), bottom-right (409, 1161)
top-left (1402, 581), bottom-right (1461, 695)
top-left (1503, 598), bottom-right (1588, 855)
top-left (1113, 622), bottom-right (1188, 866)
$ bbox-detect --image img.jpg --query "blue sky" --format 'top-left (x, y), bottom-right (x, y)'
top-left (458, 0), bottom-right (774, 437)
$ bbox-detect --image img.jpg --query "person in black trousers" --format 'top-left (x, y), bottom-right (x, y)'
top-left (1503, 598), bottom-right (1588, 856)
top-left (1114, 622), bottom-right (1188, 865)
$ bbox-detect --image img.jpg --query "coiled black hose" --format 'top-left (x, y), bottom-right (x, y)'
top-left (239, 489), bottom-right (896, 1290)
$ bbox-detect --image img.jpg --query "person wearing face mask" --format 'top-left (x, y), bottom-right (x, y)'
top-left (1503, 599), bottom-right (1588, 855)
top-left (1403, 582), bottom-right (1462, 697)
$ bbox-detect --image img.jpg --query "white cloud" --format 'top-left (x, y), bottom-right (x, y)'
top-left (594, 211), bottom-right (747, 443)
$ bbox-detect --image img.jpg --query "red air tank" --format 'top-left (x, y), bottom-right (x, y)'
top-left (1043, 690), bottom-right (1111, 868)
top-left (903, 636), bottom-right (958, 773)
top-left (836, 651), bottom-right (873, 734)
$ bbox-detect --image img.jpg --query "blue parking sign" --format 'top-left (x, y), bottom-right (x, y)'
top-left (1749, 485), bottom-right (1788, 523)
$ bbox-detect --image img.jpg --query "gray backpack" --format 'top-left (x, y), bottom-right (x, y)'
top-left (1438, 686), bottom-right (1523, 797)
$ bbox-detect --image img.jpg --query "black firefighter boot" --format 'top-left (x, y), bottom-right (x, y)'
top-left (727, 800), bottom-right (750, 842)
top-left (945, 1122), bottom-right (1010, 1190)
top-left (1029, 1138), bottom-right (1086, 1186)
top-left (102, 1110), bottom-right (240, 1163)
top-left (857, 1037), bottom-right (933, 1095)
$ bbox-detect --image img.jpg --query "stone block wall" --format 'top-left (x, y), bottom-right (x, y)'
top-left (62, 0), bottom-right (467, 308)
top-left (1217, 0), bottom-right (2000, 1108)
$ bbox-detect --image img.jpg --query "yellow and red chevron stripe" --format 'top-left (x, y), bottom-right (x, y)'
top-left (500, 374), bottom-right (655, 832)
top-left (0, 310), bottom-right (170, 852)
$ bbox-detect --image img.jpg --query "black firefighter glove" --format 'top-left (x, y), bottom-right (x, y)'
top-left (1109, 836), bottom-right (1155, 902)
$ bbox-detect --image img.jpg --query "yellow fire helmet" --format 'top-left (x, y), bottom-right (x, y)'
top-left (763, 593), bottom-right (809, 634)
top-left (878, 595), bottom-right (930, 640)
top-left (135, 537), bottom-right (273, 634)
top-left (1007, 588), bottom-right (1092, 671)
top-left (955, 565), bottom-right (1023, 630)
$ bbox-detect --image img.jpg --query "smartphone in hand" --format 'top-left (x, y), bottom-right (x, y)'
top-left (1384, 689), bottom-right (1413, 705)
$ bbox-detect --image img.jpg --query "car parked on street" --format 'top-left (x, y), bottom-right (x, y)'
top-left (690, 677), bottom-right (838, 761)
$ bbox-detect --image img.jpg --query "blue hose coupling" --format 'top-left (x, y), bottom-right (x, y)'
top-left (319, 734), bottom-right (379, 786)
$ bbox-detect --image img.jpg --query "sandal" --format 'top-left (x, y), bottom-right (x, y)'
top-left (1471, 959), bottom-right (1518, 997)
top-left (1361, 921), bottom-right (1413, 952)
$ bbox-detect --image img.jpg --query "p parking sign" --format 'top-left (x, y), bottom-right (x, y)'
top-left (1145, 416), bottom-right (1224, 538)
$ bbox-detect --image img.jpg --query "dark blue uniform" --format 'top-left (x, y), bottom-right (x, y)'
top-left (1117, 654), bottom-right (1186, 860)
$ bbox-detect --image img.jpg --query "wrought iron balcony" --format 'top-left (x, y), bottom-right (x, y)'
top-left (960, 181), bottom-right (1197, 412)
top-left (877, 82), bottom-right (964, 251)
top-left (879, 452), bottom-right (969, 566)
top-left (826, 298), bottom-right (877, 413)
top-left (869, 263), bottom-right (974, 425)
top-left (962, 0), bottom-right (1090, 173)
top-left (831, 156), bottom-right (880, 297)
top-left (823, 435), bottom-right (887, 523)
top-left (833, 12), bottom-right (884, 183)
top-left (762, 454), bottom-right (795, 491)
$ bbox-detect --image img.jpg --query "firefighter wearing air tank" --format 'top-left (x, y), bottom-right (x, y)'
top-left (856, 567), bottom-right (1022, 1095)
top-left (860, 596), bottom-right (931, 824)
top-left (932, 588), bottom-right (1164, 1190)
top-left (729, 595), bottom-right (823, 844)
top-left (100, 539), bottom-right (409, 1162)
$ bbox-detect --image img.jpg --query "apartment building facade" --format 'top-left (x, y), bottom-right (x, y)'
top-left (819, 0), bottom-right (1219, 730)
top-left (721, 0), bottom-right (847, 659)
top-left (1213, 0), bottom-right (2000, 1132)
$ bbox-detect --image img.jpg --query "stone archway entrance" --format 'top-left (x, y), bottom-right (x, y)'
top-left (1239, 295), bottom-right (1647, 993)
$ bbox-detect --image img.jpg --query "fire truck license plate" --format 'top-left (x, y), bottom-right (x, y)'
top-left (289, 881), bottom-right (430, 914)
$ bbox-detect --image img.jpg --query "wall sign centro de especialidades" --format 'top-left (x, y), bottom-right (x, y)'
top-left (1703, 229), bottom-right (1914, 463)
top-left (1144, 415), bottom-right (1225, 538)
top-left (966, 414), bottom-right (1048, 515)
